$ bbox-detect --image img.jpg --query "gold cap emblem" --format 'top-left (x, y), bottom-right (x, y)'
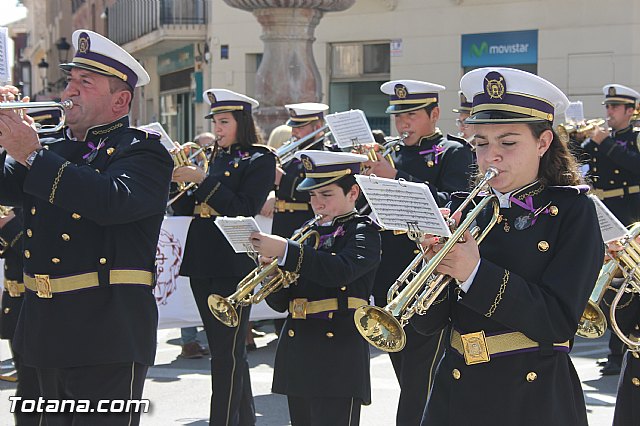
top-left (608, 86), bottom-right (616, 96)
top-left (394, 84), bottom-right (408, 99)
top-left (485, 72), bottom-right (506, 100)
top-left (207, 92), bottom-right (217, 104)
top-left (78, 34), bottom-right (90, 54)
top-left (301, 156), bottom-right (313, 171)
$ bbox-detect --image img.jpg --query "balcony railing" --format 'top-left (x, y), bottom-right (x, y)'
top-left (108, 0), bottom-right (208, 46)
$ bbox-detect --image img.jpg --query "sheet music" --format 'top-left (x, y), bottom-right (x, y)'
top-left (589, 195), bottom-right (628, 243)
top-left (139, 122), bottom-right (175, 151)
top-left (325, 109), bottom-right (375, 149)
top-left (215, 216), bottom-right (262, 253)
top-left (355, 175), bottom-right (451, 237)
top-left (0, 28), bottom-right (10, 84)
top-left (565, 101), bottom-right (584, 124)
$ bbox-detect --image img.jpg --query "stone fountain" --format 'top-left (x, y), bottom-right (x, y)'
top-left (223, 0), bottom-right (355, 138)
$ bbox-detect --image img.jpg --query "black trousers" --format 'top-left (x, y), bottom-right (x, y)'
top-left (388, 324), bottom-right (447, 426)
top-left (601, 289), bottom-right (640, 361)
top-left (190, 277), bottom-right (255, 426)
top-left (9, 343), bottom-right (41, 426)
top-left (36, 362), bottom-right (148, 426)
top-left (375, 296), bottom-right (446, 426)
top-left (288, 395), bottom-right (361, 426)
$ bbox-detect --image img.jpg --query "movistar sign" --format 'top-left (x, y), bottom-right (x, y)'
top-left (461, 30), bottom-right (538, 67)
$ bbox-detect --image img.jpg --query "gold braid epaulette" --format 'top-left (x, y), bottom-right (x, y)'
top-left (485, 269), bottom-right (509, 318)
top-left (49, 161), bottom-right (71, 204)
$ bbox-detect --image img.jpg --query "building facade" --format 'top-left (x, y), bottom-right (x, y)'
top-left (9, 0), bottom-right (640, 140)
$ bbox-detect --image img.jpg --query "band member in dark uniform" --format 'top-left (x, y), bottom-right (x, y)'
top-left (249, 150), bottom-right (381, 426)
top-left (412, 67), bottom-right (603, 426)
top-left (0, 29), bottom-right (173, 426)
top-left (452, 91), bottom-right (476, 156)
top-left (362, 79), bottom-right (474, 426)
top-left (582, 84), bottom-right (640, 375)
top-left (0, 208), bottom-right (40, 425)
top-left (263, 103), bottom-right (329, 241)
top-left (173, 88), bottom-right (276, 426)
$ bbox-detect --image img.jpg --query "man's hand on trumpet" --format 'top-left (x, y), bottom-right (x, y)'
top-left (361, 150), bottom-right (397, 179)
top-left (0, 86), bottom-right (41, 167)
top-left (420, 210), bottom-right (480, 283)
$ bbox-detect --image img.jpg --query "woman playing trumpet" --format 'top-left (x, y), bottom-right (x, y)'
top-left (172, 89), bottom-right (275, 426)
top-left (411, 68), bottom-right (603, 426)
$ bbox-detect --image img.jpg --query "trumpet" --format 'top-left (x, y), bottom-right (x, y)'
top-left (0, 100), bottom-right (73, 134)
top-left (356, 132), bottom-right (409, 169)
top-left (354, 167), bottom-right (501, 352)
top-left (167, 141), bottom-right (213, 206)
top-left (276, 125), bottom-right (329, 165)
top-left (577, 223), bottom-right (640, 344)
top-left (208, 215), bottom-right (323, 327)
top-left (577, 118), bottom-right (606, 134)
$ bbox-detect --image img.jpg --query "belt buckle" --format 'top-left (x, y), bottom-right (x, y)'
top-left (275, 200), bottom-right (285, 212)
top-left (291, 298), bottom-right (307, 319)
top-left (198, 204), bottom-right (212, 218)
top-left (460, 331), bottom-right (490, 365)
top-left (6, 281), bottom-right (20, 297)
top-left (35, 274), bottom-right (53, 299)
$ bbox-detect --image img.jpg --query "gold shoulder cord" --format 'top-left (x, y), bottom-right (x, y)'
top-left (485, 269), bottom-right (509, 318)
top-left (294, 245), bottom-right (305, 274)
top-left (49, 161), bottom-right (71, 204)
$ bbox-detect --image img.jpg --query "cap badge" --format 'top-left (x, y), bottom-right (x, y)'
top-left (394, 84), bottom-right (408, 99)
top-left (484, 72), bottom-right (506, 101)
top-left (460, 92), bottom-right (467, 104)
top-left (207, 92), bottom-right (217, 104)
top-left (301, 155), bottom-right (314, 171)
top-left (78, 33), bottom-right (90, 54)
top-left (289, 108), bottom-right (297, 117)
top-left (608, 86), bottom-right (617, 96)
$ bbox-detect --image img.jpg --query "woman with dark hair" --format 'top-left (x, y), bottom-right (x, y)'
top-left (172, 89), bottom-right (276, 426)
top-left (411, 68), bottom-right (604, 426)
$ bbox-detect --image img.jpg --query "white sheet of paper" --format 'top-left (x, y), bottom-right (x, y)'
top-left (565, 101), bottom-right (584, 124)
top-left (355, 175), bottom-right (451, 237)
top-left (589, 195), bottom-right (628, 243)
top-left (215, 216), bottom-right (262, 253)
top-left (139, 122), bottom-right (175, 151)
top-left (0, 28), bottom-right (9, 84)
top-left (325, 109), bottom-right (375, 149)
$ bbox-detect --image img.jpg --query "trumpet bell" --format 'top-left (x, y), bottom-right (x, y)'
top-left (576, 301), bottom-right (607, 339)
top-left (208, 294), bottom-right (239, 327)
top-left (353, 305), bottom-right (406, 352)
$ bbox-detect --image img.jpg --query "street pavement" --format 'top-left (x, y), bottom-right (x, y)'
top-left (0, 324), bottom-right (619, 425)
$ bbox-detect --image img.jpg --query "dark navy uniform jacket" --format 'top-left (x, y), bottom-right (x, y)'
top-left (0, 210), bottom-right (24, 340)
top-left (411, 182), bottom-right (603, 426)
top-left (265, 212), bottom-right (381, 404)
top-left (582, 125), bottom-right (640, 225)
top-left (0, 116), bottom-right (173, 368)
top-left (373, 131), bottom-right (474, 304)
top-left (177, 144), bottom-right (276, 279)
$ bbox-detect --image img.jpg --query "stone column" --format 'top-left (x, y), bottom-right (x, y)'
top-left (223, 0), bottom-right (355, 138)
